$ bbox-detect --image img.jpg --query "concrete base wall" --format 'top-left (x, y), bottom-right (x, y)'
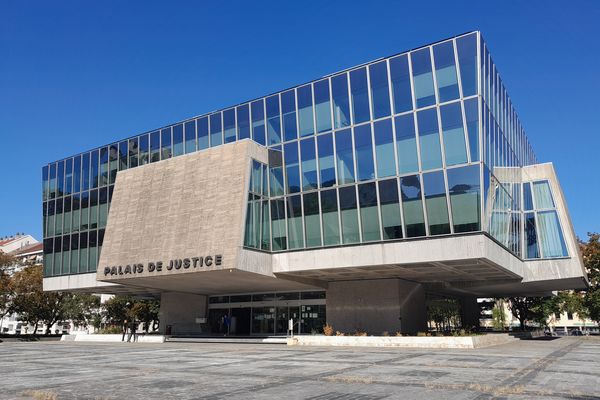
top-left (159, 292), bottom-right (207, 335)
top-left (326, 279), bottom-right (426, 335)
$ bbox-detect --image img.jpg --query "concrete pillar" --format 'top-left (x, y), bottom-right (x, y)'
top-left (326, 279), bottom-right (426, 335)
top-left (159, 292), bottom-right (207, 336)
top-left (459, 297), bottom-right (480, 330)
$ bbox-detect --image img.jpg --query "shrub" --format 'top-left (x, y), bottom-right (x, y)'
top-left (335, 331), bottom-right (345, 336)
top-left (395, 331), bottom-right (403, 336)
top-left (98, 325), bottom-right (122, 334)
top-left (381, 331), bottom-right (389, 337)
top-left (354, 331), bottom-right (368, 337)
top-left (323, 324), bottom-right (334, 336)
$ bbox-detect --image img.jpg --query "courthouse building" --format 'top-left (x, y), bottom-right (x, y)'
top-left (41, 32), bottom-right (587, 335)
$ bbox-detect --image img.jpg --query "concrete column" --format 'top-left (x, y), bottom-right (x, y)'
top-left (159, 292), bottom-right (207, 335)
top-left (459, 297), bottom-right (480, 330)
top-left (326, 279), bottom-right (426, 335)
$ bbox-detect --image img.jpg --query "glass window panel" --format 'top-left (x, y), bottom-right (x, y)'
top-left (237, 104), bottom-right (251, 140)
top-left (118, 141), bottom-right (128, 171)
top-left (389, 54), bottom-right (413, 113)
top-left (331, 73), bottom-right (351, 129)
top-left (354, 124), bottom-right (375, 181)
top-left (400, 175), bottom-right (426, 237)
top-left (335, 129), bottom-right (355, 184)
top-left (317, 133), bottom-right (336, 188)
top-left (314, 79), bottom-right (332, 133)
top-left (320, 189), bottom-right (340, 245)
top-left (261, 200), bottom-right (270, 251)
top-left (440, 102), bottom-right (468, 165)
top-left (447, 165), bottom-right (480, 232)
top-left (284, 142), bottom-right (300, 194)
top-left (57, 160), bottom-right (64, 196)
top-left (350, 67), bottom-right (371, 124)
top-left (210, 113), bottom-right (223, 147)
top-left (90, 150), bottom-right (99, 188)
top-left (138, 135), bottom-right (149, 165)
top-left (108, 145), bottom-right (118, 185)
top-left (417, 108), bottom-right (443, 170)
top-left (251, 100), bottom-right (266, 145)
top-left (297, 85), bottom-right (314, 137)
top-left (223, 109), bottom-right (236, 143)
top-left (271, 198), bottom-right (287, 250)
top-left (525, 212), bottom-right (540, 259)
top-left (269, 166), bottom-right (284, 196)
top-left (537, 211), bottom-right (568, 258)
top-left (49, 162), bottom-right (57, 199)
top-left (303, 192), bottom-right (321, 247)
top-left (456, 33), bottom-right (478, 97)
top-left (358, 182), bottom-right (380, 241)
top-left (184, 120), bottom-right (196, 154)
top-left (198, 117), bottom-right (209, 149)
top-left (395, 114), bottom-right (419, 174)
top-left (411, 48), bottom-right (436, 108)
top-left (532, 181), bottom-right (555, 209)
top-left (281, 90), bottom-right (298, 141)
top-left (369, 60), bottom-right (391, 119)
top-left (378, 179), bottom-right (403, 239)
top-left (73, 156), bottom-right (81, 193)
top-left (173, 124), bottom-right (184, 156)
top-left (266, 95), bottom-right (282, 145)
top-left (300, 138), bottom-right (317, 191)
top-left (464, 97), bottom-right (479, 162)
top-left (423, 171), bottom-right (450, 235)
top-left (150, 131), bottom-right (160, 162)
top-left (339, 186), bottom-right (359, 244)
top-left (287, 195), bottom-right (303, 249)
top-left (433, 41), bottom-right (460, 102)
top-left (43, 166), bottom-right (49, 202)
top-left (374, 118), bottom-right (395, 178)
top-left (523, 182), bottom-right (534, 211)
top-left (64, 158), bottom-right (73, 195)
top-left (160, 128), bottom-right (172, 160)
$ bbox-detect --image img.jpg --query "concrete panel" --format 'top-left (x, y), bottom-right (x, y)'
top-left (159, 292), bottom-right (207, 335)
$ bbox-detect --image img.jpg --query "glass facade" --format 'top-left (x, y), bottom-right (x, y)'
top-left (42, 31), bottom-right (566, 278)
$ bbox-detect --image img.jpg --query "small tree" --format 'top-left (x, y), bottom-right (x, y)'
top-left (0, 253), bottom-right (15, 323)
top-left (583, 233), bottom-right (600, 325)
top-left (129, 299), bottom-right (160, 333)
top-left (491, 299), bottom-right (507, 331)
top-left (103, 295), bottom-right (134, 326)
top-left (63, 294), bottom-right (102, 330)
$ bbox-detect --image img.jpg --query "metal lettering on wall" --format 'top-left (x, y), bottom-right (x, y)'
top-left (103, 255), bottom-right (223, 277)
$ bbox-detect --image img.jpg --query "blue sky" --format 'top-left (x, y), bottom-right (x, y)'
top-left (0, 0), bottom-right (598, 241)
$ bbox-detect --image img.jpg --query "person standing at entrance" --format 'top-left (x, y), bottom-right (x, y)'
top-left (127, 320), bottom-right (137, 342)
top-left (224, 314), bottom-right (230, 336)
top-left (121, 319), bottom-right (128, 342)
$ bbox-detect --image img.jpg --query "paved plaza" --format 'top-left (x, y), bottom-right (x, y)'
top-left (1, 337), bottom-right (599, 400)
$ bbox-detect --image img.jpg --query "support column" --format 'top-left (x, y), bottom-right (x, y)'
top-left (459, 297), bottom-right (481, 330)
top-left (159, 292), bottom-right (207, 336)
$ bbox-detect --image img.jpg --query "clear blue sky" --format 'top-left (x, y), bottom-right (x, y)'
top-left (1, 0), bottom-right (598, 241)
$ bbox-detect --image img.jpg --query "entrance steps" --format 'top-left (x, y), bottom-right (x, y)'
top-left (165, 335), bottom-right (288, 344)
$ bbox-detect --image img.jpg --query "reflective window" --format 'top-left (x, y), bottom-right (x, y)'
top-left (354, 124), bottom-right (375, 181)
top-left (161, 128), bottom-right (172, 159)
top-left (358, 182), bottom-right (380, 241)
top-left (335, 129), bottom-right (355, 184)
top-left (374, 118), bottom-right (395, 178)
top-left (150, 131), bottom-right (160, 162)
top-left (269, 166), bottom-right (284, 196)
top-left (523, 182), bottom-right (534, 211)
top-left (314, 79), bottom-right (332, 133)
top-left (287, 195), bottom-right (304, 249)
top-left (49, 163), bottom-right (57, 199)
top-left (350, 67), bottom-right (371, 124)
top-left (251, 100), bottom-right (265, 145)
top-left (284, 142), bottom-right (300, 194)
top-left (339, 186), bottom-right (359, 244)
top-left (173, 124), bottom-right (184, 156)
top-left (237, 104), bottom-right (250, 140)
top-left (423, 171), bottom-right (450, 235)
top-left (464, 97), bottom-right (479, 162)
top-left (440, 102), bottom-right (468, 165)
top-left (57, 160), bottom-right (64, 196)
top-left (118, 141), bottom-right (128, 171)
top-left (261, 200), bottom-right (270, 251)
top-left (64, 158), bottom-right (73, 195)
top-left (417, 108), bottom-right (442, 170)
top-left (532, 181), bottom-right (555, 209)
top-left (447, 165), bottom-right (480, 232)
top-left (198, 117), bottom-right (209, 150)
top-left (282, 90), bottom-right (298, 141)
top-left (389, 54), bottom-right (413, 113)
top-left (317, 133), bottom-right (336, 188)
top-left (184, 120), bottom-right (196, 154)
top-left (303, 192), bottom-right (321, 247)
top-left (411, 48), bottom-right (436, 108)
top-left (379, 179), bottom-right (402, 239)
top-left (369, 60), bottom-right (391, 119)
top-left (271, 199), bottom-right (287, 250)
top-left (108, 145), bottom-right (118, 184)
top-left (90, 150), bottom-right (100, 187)
top-left (297, 85), bottom-right (314, 137)
top-left (266, 95), bottom-right (281, 145)
top-left (300, 138), bottom-right (317, 191)
top-left (537, 211), bottom-right (568, 257)
top-left (223, 109), bottom-right (236, 143)
top-left (73, 156), bottom-right (81, 193)
top-left (433, 41), bottom-right (460, 102)
top-left (321, 189), bottom-right (340, 245)
top-left (400, 175), bottom-right (426, 237)
top-left (331, 73), bottom-right (351, 129)
top-left (456, 33), bottom-right (477, 97)
top-left (210, 113), bottom-right (222, 147)
top-left (525, 212), bottom-right (539, 259)
top-left (395, 114), bottom-right (419, 174)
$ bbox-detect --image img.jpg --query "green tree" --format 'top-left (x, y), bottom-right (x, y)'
top-left (129, 299), bottom-right (160, 333)
top-left (0, 252), bottom-right (15, 322)
top-left (582, 233), bottom-right (600, 324)
top-left (63, 294), bottom-right (102, 330)
top-left (103, 295), bottom-right (134, 326)
top-left (491, 299), bottom-right (507, 331)
top-left (427, 299), bottom-right (460, 332)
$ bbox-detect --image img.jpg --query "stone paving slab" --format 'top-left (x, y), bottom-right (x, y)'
top-left (1, 337), bottom-right (599, 400)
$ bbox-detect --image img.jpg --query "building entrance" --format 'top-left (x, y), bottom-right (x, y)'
top-left (230, 307), bottom-right (251, 335)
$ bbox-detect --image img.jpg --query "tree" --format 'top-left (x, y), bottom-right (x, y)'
top-left (582, 233), bottom-right (600, 324)
top-left (63, 294), bottom-right (102, 330)
top-left (427, 299), bottom-right (461, 332)
top-left (128, 299), bottom-right (160, 333)
top-left (508, 296), bottom-right (560, 330)
top-left (103, 295), bottom-right (134, 326)
top-left (491, 299), bottom-right (507, 331)
top-left (0, 252), bottom-right (15, 322)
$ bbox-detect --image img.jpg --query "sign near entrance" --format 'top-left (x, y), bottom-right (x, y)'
top-left (103, 255), bottom-right (223, 277)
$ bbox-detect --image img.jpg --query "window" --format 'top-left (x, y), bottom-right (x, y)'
top-left (64, 158), bottom-right (73, 195)
top-left (464, 97), bottom-right (479, 162)
top-left (184, 120), bottom-right (196, 154)
top-left (173, 124), bottom-right (184, 156)
top-left (523, 182), bottom-right (534, 211)
top-left (395, 114), bottom-right (419, 174)
top-left (532, 181), bottom-right (555, 209)
top-left (300, 138), bottom-right (318, 191)
top-left (411, 48), bottom-right (436, 108)
top-left (271, 199), bottom-right (287, 250)
top-left (284, 142), bottom-right (300, 194)
top-left (161, 128), bottom-right (172, 160)
top-left (198, 117), bottom-right (209, 150)
top-left (331, 73), bottom-right (351, 129)
top-left (374, 118), bottom-right (395, 178)
top-left (281, 90), bottom-right (297, 141)
top-left (297, 85), bottom-right (314, 137)
top-left (525, 212), bottom-right (539, 259)
top-left (210, 113), bottom-right (222, 147)
top-left (266, 95), bottom-right (281, 145)
top-left (73, 156), bottom-right (81, 193)
top-left (354, 124), bottom-right (375, 181)
top-left (317, 133), bottom-right (336, 188)
top-left (321, 189), bottom-right (340, 245)
top-left (223, 109), bottom-right (236, 143)
top-left (369, 60), bottom-right (391, 119)
top-left (447, 165), bottom-right (480, 232)
top-left (358, 183), bottom-right (380, 241)
top-left (150, 131), bottom-right (160, 162)
top-left (350, 67), bottom-right (371, 124)
top-left (314, 79), bottom-right (332, 133)
top-left (379, 179), bottom-right (402, 239)
top-left (537, 211), bottom-right (568, 258)
top-left (433, 41), bottom-right (460, 102)
top-left (339, 186), bottom-right (359, 244)
top-left (423, 171), bottom-right (450, 235)
top-left (440, 102), bottom-right (468, 165)
top-left (457, 33), bottom-right (478, 97)
top-left (303, 192), bottom-right (321, 247)
top-left (335, 129), bottom-right (355, 184)
top-left (270, 166), bottom-right (284, 197)
top-left (417, 108), bottom-right (442, 170)
top-left (57, 160), bottom-right (64, 196)
top-left (287, 195), bottom-right (303, 249)
top-left (400, 175), bottom-right (426, 237)
top-left (237, 104), bottom-right (250, 140)
top-left (90, 150), bottom-right (100, 187)
top-left (389, 54), bottom-right (413, 113)
top-left (118, 141), bottom-right (128, 171)
top-left (251, 100), bottom-right (266, 145)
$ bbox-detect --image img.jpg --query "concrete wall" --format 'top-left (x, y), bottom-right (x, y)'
top-left (326, 279), bottom-right (426, 335)
top-left (159, 292), bottom-right (207, 335)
